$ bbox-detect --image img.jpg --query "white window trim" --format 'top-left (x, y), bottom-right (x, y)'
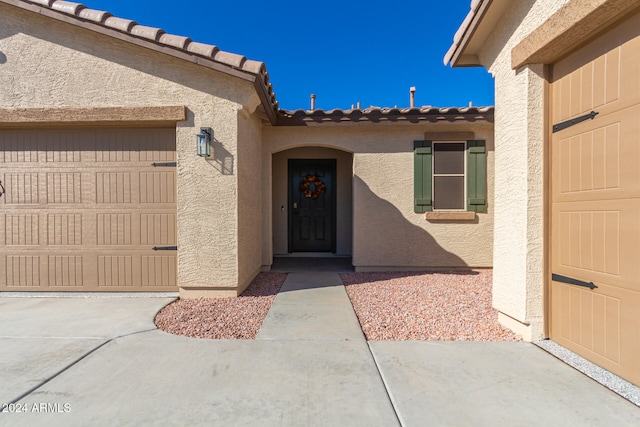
top-left (432, 140), bottom-right (467, 212)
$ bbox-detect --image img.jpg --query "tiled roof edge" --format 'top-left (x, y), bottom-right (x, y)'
top-left (276, 106), bottom-right (495, 126)
top-left (444, 0), bottom-right (488, 66)
top-left (11, 0), bottom-right (278, 119)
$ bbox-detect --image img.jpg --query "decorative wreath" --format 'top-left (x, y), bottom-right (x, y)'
top-left (299, 174), bottom-right (326, 199)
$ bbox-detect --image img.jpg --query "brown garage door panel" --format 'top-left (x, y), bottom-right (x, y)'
top-left (552, 106), bottom-right (640, 204)
top-left (550, 11), bottom-right (640, 386)
top-left (2, 254), bottom-right (88, 288)
top-left (551, 12), bottom-right (640, 124)
top-left (2, 211), bottom-right (176, 247)
top-left (0, 128), bottom-right (177, 292)
top-left (551, 281), bottom-right (640, 384)
top-left (97, 253), bottom-right (178, 289)
top-left (552, 200), bottom-right (640, 291)
top-left (2, 253), bottom-right (177, 291)
top-left (0, 129), bottom-right (176, 164)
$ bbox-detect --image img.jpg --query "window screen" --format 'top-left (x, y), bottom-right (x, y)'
top-left (433, 142), bottom-right (465, 210)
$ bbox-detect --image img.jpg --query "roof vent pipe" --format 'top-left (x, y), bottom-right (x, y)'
top-left (310, 94), bottom-right (316, 110)
top-left (410, 86), bottom-right (416, 108)
top-left (357, 101), bottom-right (361, 109)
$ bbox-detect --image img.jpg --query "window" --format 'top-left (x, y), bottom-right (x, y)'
top-left (414, 139), bottom-right (486, 213)
top-left (433, 142), bottom-right (465, 210)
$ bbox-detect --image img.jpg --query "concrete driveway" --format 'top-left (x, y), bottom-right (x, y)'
top-left (1, 276), bottom-right (639, 426)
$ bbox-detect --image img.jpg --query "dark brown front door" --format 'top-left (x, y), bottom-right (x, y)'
top-left (288, 159), bottom-right (336, 252)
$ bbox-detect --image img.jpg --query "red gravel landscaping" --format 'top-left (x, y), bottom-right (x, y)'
top-left (155, 272), bottom-right (287, 339)
top-left (156, 270), bottom-right (519, 342)
top-left (341, 270), bottom-right (521, 341)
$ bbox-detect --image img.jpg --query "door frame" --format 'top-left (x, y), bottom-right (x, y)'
top-left (287, 159), bottom-right (337, 253)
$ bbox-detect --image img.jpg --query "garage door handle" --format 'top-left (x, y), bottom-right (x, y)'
top-left (552, 111), bottom-right (598, 133)
top-left (552, 273), bottom-right (598, 290)
top-left (152, 162), bottom-right (177, 167)
top-left (0, 180), bottom-right (4, 198)
top-left (152, 246), bottom-right (177, 251)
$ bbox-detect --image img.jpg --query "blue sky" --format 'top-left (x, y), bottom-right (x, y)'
top-left (78, 0), bottom-right (494, 111)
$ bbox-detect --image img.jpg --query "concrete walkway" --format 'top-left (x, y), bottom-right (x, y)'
top-left (256, 272), bottom-right (364, 341)
top-left (1, 274), bottom-right (639, 426)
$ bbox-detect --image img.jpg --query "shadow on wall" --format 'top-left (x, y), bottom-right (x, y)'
top-left (208, 137), bottom-right (234, 175)
top-left (353, 176), bottom-right (470, 269)
top-left (0, 11), bottom-right (14, 64)
top-left (182, 108), bottom-right (234, 175)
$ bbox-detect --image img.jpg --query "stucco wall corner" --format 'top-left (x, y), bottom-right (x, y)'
top-left (236, 108), bottom-right (264, 289)
top-left (491, 64), bottom-right (546, 332)
top-left (176, 102), bottom-right (242, 291)
top-left (523, 63), bottom-right (546, 340)
top-left (472, 1), bottom-right (571, 339)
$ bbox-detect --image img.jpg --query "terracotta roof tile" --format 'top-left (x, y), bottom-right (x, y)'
top-left (77, 8), bottom-right (111, 23)
top-left (29, 0), bottom-right (54, 6)
top-left (444, 0), bottom-right (489, 66)
top-left (276, 106), bottom-right (494, 126)
top-left (242, 59), bottom-right (266, 75)
top-left (51, 0), bottom-right (84, 14)
top-left (104, 16), bottom-right (137, 32)
top-left (453, 13), bottom-right (474, 44)
top-left (15, 0), bottom-right (277, 120)
top-left (130, 24), bottom-right (165, 41)
top-left (186, 41), bottom-right (219, 57)
top-left (159, 33), bottom-right (192, 50)
top-left (213, 51), bottom-right (246, 69)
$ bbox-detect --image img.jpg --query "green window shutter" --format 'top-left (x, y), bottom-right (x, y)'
top-left (414, 140), bottom-right (433, 213)
top-left (467, 140), bottom-right (487, 212)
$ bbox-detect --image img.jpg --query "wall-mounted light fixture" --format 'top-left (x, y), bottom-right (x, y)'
top-left (196, 127), bottom-right (212, 157)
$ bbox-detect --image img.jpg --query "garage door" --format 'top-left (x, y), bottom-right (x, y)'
top-left (0, 128), bottom-right (178, 292)
top-left (550, 11), bottom-right (640, 386)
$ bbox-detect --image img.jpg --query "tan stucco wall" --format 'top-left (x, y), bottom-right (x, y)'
top-left (0, 3), bottom-right (258, 295)
top-left (237, 106), bottom-right (264, 291)
top-left (263, 124), bottom-right (494, 270)
top-left (476, 0), bottom-right (569, 340)
top-left (271, 147), bottom-right (353, 257)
